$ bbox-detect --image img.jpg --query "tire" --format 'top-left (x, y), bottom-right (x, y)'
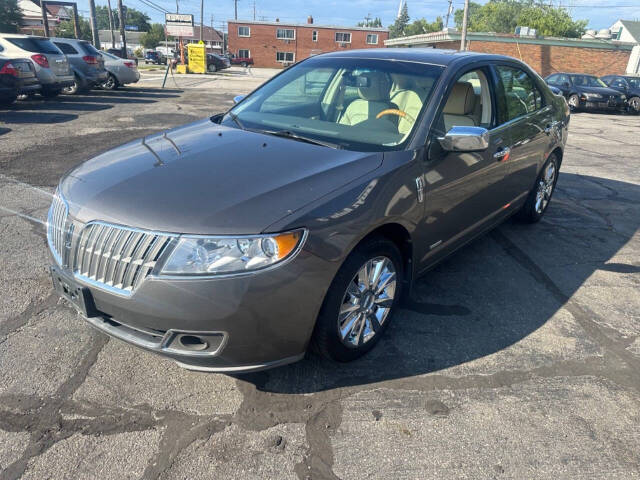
top-left (312, 236), bottom-right (403, 362)
top-left (567, 94), bottom-right (579, 112)
top-left (241, 61), bottom-right (248, 67)
top-left (628, 96), bottom-right (640, 114)
top-left (41, 88), bottom-right (61, 98)
top-left (208, 63), bottom-right (217, 73)
top-left (516, 153), bottom-right (559, 223)
top-left (101, 73), bottom-right (119, 90)
top-left (62, 75), bottom-right (83, 95)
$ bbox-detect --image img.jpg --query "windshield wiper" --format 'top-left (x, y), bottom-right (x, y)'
top-left (260, 130), bottom-right (342, 149)
top-left (226, 111), bottom-right (245, 130)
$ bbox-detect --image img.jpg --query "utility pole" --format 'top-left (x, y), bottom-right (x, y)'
top-left (88, 0), bottom-right (100, 48)
top-left (444, 0), bottom-right (453, 29)
top-left (176, 0), bottom-right (178, 13)
top-left (72, 4), bottom-right (80, 38)
top-left (117, 0), bottom-right (127, 57)
top-left (364, 13), bottom-right (371, 27)
top-left (460, 0), bottom-right (470, 51)
top-left (234, 0), bottom-right (238, 20)
top-left (200, 0), bottom-right (204, 41)
top-left (39, 0), bottom-right (50, 37)
top-left (107, 0), bottom-right (116, 48)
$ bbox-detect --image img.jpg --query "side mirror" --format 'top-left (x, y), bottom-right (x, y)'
top-left (438, 126), bottom-right (489, 152)
top-left (233, 95), bottom-right (245, 104)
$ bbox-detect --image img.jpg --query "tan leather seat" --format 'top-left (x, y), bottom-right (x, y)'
top-left (390, 77), bottom-right (424, 135)
top-left (339, 72), bottom-right (391, 126)
top-left (443, 82), bottom-right (477, 131)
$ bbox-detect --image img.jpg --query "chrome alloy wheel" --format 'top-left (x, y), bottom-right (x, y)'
top-left (338, 256), bottom-right (396, 348)
top-left (535, 161), bottom-right (556, 214)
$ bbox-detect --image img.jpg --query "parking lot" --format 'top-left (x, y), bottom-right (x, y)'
top-left (0, 68), bottom-right (639, 479)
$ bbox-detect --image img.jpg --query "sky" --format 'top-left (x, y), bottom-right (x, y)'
top-left (72, 0), bottom-right (640, 33)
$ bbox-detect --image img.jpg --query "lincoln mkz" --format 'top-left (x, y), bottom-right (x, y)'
top-left (47, 49), bottom-right (569, 372)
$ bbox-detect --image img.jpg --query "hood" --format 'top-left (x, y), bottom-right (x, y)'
top-left (578, 86), bottom-right (622, 96)
top-left (60, 119), bottom-right (382, 234)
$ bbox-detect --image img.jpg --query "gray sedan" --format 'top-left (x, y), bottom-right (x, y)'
top-left (47, 49), bottom-right (569, 372)
top-left (99, 51), bottom-right (140, 90)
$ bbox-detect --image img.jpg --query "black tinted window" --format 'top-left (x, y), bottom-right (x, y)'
top-left (7, 37), bottom-right (61, 54)
top-left (54, 42), bottom-right (78, 54)
top-left (495, 65), bottom-right (544, 122)
top-left (547, 74), bottom-right (558, 85)
top-left (80, 42), bottom-right (100, 55)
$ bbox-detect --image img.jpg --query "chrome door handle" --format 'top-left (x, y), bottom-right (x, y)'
top-left (544, 121), bottom-right (559, 135)
top-left (493, 147), bottom-right (511, 162)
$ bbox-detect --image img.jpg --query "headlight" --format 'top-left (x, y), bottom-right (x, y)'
top-left (159, 229), bottom-right (306, 276)
top-left (621, 95), bottom-right (627, 100)
top-left (583, 93), bottom-right (603, 100)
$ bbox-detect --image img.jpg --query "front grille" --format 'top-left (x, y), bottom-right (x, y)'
top-left (47, 192), bottom-right (173, 295)
top-left (72, 223), bottom-right (172, 294)
top-left (47, 192), bottom-right (69, 266)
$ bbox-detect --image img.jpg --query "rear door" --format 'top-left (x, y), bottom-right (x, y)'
top-left (492, 63), bottom-right (554, 204)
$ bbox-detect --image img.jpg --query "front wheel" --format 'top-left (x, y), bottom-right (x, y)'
top-left (312, 237), bottom-right (403, 362)
top-left (628, 96), bottom-right (640, 114)
top-left (241, 61), bottom-right (248, 67)
top-left (208, 63), bottom-right (217, 73)
top-left (567, 94), bottom-right (579, 112)
top-left (516, 154), bottom-right (559, 223)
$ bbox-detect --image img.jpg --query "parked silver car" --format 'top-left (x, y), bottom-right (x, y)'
top-left (51, 37), bottom-right (108, 94)
top-left (99, 50), bottom-right (140, 90)
top-left (0, 34), bottom-right (73, 98)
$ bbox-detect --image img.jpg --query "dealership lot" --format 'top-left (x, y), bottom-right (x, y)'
top-left (0, 70), bottom-right (639, 479)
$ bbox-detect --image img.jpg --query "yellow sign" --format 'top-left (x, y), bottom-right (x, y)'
top-left (187, 43), bottom-right (206, 74)
top-left (198, 40), bottom-right (205, 45)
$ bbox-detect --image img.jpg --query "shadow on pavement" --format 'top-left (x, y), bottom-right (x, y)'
top-left (237, 173), bottom-right (639, 394)
top-left (0, 111), bottom-right (78, 124)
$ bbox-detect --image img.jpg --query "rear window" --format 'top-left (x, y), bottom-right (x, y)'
top-left (7, 37), bottom-right (61, 54)
top-left (54, 42), bottom-right (78, 54)
top-left (80, 42), bottom-right (100, 55)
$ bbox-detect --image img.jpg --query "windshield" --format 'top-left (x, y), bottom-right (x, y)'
top-left (221, 57), bottom-right (443, 151)
top-left (626, 77), bottom-right (640, 89)
top-left (570, 75), bottom-right (607, 88)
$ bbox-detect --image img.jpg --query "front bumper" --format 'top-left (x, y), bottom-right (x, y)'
top-left (50, 246), bottom-right (337, 372)
top-left (583, 99), bottom-right (626, 112)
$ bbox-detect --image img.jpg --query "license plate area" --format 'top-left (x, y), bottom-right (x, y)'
top-left (50, 266), bottom-right (97, 317)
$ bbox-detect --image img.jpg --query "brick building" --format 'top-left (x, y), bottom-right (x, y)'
top-left (385, 30), bottom-right (639, 77)
top-left (228, 18), bottom-right (389, 68)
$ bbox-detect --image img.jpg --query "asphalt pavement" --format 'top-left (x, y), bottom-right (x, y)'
top-left (0, 70), bottom-right (638, 480)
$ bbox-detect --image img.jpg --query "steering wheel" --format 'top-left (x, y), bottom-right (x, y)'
top-left (376, 108), bottom-right (416, 125)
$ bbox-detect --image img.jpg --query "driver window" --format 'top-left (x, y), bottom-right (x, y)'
top-left (436, 68), bottom-right (493, 135)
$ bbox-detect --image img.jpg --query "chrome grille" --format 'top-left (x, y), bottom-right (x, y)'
top-left (72, 223), bottom-right (172, 294)
top-left (47, 192), bottom-right (69, 266)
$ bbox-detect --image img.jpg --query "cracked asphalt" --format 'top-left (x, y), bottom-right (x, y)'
top-left (0, 69), bottom-right (639, 479)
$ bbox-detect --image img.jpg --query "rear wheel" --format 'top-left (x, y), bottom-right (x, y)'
top-left (241, 61), bottom-right (248, 67)
top-left (101, 73), bottom-right (119, 90)
top-left (62, 75), bottom-right (85, 95)
top-left (208, 63), bottom-right (217, 73)
top-left (628, 96), bottom-right (640, 114)
top-left (312, 236), bottom-right (403, 362)
top-left (516, 153), bottom-right (559, 223)
top-left (567, 94), bottom-right (579, 112)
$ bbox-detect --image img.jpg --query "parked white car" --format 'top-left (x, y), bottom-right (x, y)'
top-left (99, 51), bottom-right (140, 90)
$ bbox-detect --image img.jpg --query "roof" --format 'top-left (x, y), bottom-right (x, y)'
top-left (617, 20), bottom-right (640, 42)
top-left (191, 25), bottom-right (224, 42)
top-left (385, 30), bottom-right (637, 51)
top-left (228, 19), bottom-right (387, 32)
top-left (309, 47), bottom-right (507, 66)
top-left (18, 0), bottom-right (55, 20)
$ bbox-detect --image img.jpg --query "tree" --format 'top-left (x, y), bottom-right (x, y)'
top-left (0, 0), bottom-right (23, 33)
top-left (140, 23), bottom-right (167, 49)
top-left (454, 0), bottom-right (586, 38)
top-left (389, 2), bottom-right (410, 38)
top-left (95, 5), bottom-right (151, 32)
top-left (357, 17), bottom-right (383, 28)
top-left (56, 18), bottom-right (92, 41)
top-left (405, 17), bottom-right (444, 36)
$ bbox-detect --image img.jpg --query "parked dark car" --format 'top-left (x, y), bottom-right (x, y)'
top-left (47, 49), bottom-right (568, 372)
top-left (600, 74), bottom-right (640, 113)
top-left (545, 72), bottom-right (626, 113)
top-left (51, 38), bottom-right (108, 94)
top-left (206, 53), bottom-right (230, 72)
top-left (0, 56), bottom-right (41, 105)
top-left (144, 50), bottom-right (166, 65)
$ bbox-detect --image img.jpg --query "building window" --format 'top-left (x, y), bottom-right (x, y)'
top-left (276, 28), bottom-right (295, 40)
top-left (238, 26), bottom-right (250, 37)
top-left (276, 51), bottom-right (295, 63)
top-left (335, 32), bottom-right (351, 43)
top-left (366, 33), bottom-right (378, 45)
top-left (312, 30), bottom-right (318, 42)
top-left (238, 49), bottom-right (250, 58)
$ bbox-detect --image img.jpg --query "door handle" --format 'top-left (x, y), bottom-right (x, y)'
top-left (493, 146), bottom-right (511, 162)
top-left (544, 122), bottom-right (558, 135)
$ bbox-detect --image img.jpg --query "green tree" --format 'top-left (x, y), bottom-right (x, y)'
top-left (0, 0), bottom-right (23, 33)
top-left (405, 16), bottom-right (444, 36)
top-left (454, 0), bottom-right (586, 38)
top-left (140, 23), bottom-right (167, 49)
top-left (56, 18), bottom-right (92, 41)
top-left (95, 5), bottom-right (151, 32)
top-left (389, 2), bottom-right (410, 38)
top-left (357, 17), bottom-right (383, 28)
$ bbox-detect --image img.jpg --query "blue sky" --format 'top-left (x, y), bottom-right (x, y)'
top-left (74, 0), bottom-right (640, 33)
